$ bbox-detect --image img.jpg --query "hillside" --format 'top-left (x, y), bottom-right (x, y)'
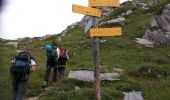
top-left (1, 0), bottom-right (170, 100)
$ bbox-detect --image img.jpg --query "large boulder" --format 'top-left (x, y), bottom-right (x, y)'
top-left (143, 29), bottom-right (170, 45)
top-left (155, 4), bottom-right (170, 31)
top-left (142, 4), bottom-right (170, 45)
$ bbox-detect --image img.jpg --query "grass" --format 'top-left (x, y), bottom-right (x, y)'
top-left (0, 44), bottom-right (15, 100)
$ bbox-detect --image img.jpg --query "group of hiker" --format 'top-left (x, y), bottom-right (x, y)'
top-left (10, 41), bottom-right (69, 100)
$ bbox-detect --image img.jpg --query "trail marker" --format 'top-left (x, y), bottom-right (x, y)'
top-left (72, 4), bottom-right (101, 17)
top-left (72, 0), bottom-right (122, 100)
top-left (89, 0), bottom-right (120, 7)
top-left (90, 27), bottom-right (122, 37)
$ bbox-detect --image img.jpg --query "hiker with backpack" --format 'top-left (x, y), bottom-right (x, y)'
top-left (56, 47), bottom-right (69, 80)
top-left (43, 41), bottom-right (60, 87)
top-left (10, 50), bottom-right (36, 100)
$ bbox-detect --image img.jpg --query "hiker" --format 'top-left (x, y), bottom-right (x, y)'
top-left (10, 50), bottom-right (36, 100)
top-left (43, 41), bottom-right (60, 87)
top-left (56, 47), bottom-right (69, 80)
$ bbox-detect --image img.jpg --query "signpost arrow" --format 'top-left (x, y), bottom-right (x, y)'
top-left (85, 17), bottom-right (93, 34)
top-left (72, 4), bottom-right (101, 17)
top-left (89, 0), bottom-right (120, 7)
top-left (90, 27), bottom-right (122, 37)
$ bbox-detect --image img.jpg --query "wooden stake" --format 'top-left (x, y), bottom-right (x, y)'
top-left (92, 16), bottom-right (101, 100)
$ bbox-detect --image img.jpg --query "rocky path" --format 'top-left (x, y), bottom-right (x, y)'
top-left (25, 87), bottom-right (50, 100)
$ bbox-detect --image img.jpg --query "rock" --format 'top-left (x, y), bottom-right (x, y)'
top-left (99, 40), bottom-right (107, 43)
top-left (107, 17), bottom-right (126, 25)
top-left (155, 4), bottom-right (170, 32)
top-left (133, 0), bottom-right (158, 6)
top-left (100, 17), bottom-right (126, 26)
top-left (143, 4), bottom-right (170, 45)
top-left (68, 70), bottom-right (121, 81)
top-left (143, 29), bottom-right (170, 45)
top-left (6, 42), bottom-right (18, 49)
top-left (150, 17), bottom-right (159, 27)
top-left (75, 86), bottom-right (80, 91)
top-left (101, 7), bottom-right (114, 16)
top-left (135, 38), bottom-right (154, 47)
top-left (137, 2), bottom-right (149, 9)
top-left (80, 41), bottom-right (85, 45)
top-left (123, 91), bottom-right (144, 100)
top-left (113, 68), bottom-right (124, 74)
top-left (126, 10), bottom-right (133, 15)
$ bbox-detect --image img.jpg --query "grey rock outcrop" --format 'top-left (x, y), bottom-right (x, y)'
top-left (142, 4), bottom-right (170, 45)
top-left (143, 29), bottom-right (170, 44)
top-left (99, 17), bottom-right (126, 26)
top-left (101, 7), bottom-right (114, 16)
top-left (155, 4), bottom-right (170, 32)
top-left (136, 2), bottom-right (149, 10)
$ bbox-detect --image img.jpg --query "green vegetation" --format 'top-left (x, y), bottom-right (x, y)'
top-left (1, 0), bottom-right (170, 100)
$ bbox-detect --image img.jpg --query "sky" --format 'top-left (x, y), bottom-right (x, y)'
top-left (0, 0), bottom-right (127, 40)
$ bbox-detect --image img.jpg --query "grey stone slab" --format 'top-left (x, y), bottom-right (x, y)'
top-left (68, 70), bottom-right (121, 81)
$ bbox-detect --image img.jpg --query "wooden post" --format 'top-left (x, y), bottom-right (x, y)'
top-left (92, 16), bottom-right (101, 100)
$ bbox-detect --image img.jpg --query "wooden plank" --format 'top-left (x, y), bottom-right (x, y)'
top-left (90, 27), bottom-right (122, 37)
top-left (89, 0), bottom-right (120, 7)
top-left (85, 17), bottom-right (93, 34)
top-left (72, 4), bottom-right (101, 17)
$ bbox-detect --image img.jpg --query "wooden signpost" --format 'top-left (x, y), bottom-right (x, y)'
top-left (90, 27), bottom-right (122, 37)
top-left (72, 1), bottom-right (121, 100)
top-left (72, 4), bottom-right (101, 17)
top-left (89, 0), bottom-right (120, 7)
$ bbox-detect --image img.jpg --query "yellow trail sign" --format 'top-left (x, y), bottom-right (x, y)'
top-left (72, 4), bottom-right (101, 17)
top-left (90, 27), bottom-right (122, 37)
top-left (89, 0), bottom-right (120, 7)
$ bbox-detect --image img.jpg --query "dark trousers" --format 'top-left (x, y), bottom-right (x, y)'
top-left (44, 65), bottom-right (57, 82)
top-left (56, 65), bottom-right (65, 80)
top-left (12, 81), bottom-right (27, 100)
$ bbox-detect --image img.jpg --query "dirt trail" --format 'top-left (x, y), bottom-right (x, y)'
top-left (25, 87), bottom-right (50, 100)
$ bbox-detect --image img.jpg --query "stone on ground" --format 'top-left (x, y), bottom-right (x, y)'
top-left (68, 70), bottom-right (122, 81)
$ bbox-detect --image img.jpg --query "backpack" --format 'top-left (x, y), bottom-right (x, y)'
top-left (46, 44), bottom-right (58, 63)
top-left (11, 52), bottom-right (31, 75)
top-left (58, 47), bottom-right (68, 65)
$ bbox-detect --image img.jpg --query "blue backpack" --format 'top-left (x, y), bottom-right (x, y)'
top-left (11, 52), bottom-right (31, 74)
top-left (45, 44), bottom-right (58, 63)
